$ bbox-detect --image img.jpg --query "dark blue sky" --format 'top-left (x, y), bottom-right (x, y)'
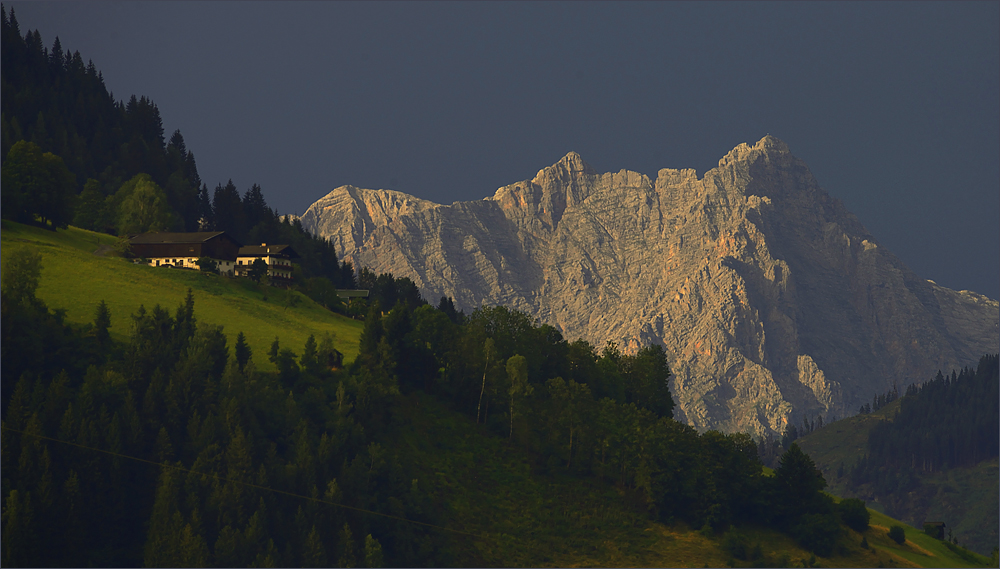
top-left (9, 2), bottom-right (999, 299)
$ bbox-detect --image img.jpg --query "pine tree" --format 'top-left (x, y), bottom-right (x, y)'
top-left (242, 183), bottom-right (271, 230)
top-left (773, 443), bottom-right (829, 525)
top-left (300, 334), bottom-right (320, 377)
top-left (212, 179), bottom-right (246, 239)
top-left (303, 524), bottom-right (328, 568)
top-left (143, 467), bottom-right (185, 567)
top-left (94, 299), bottom-right (111, 346)
top-left (234, 331), bottom-right (252, 371)
top-left (338, 522), bottom-right (357, 568)
top-left (1, 489), bottom-right (37, 566)
top-left (49, 36), bottom-right (63, 70)
top-left (364, 534), bottom-right (384, 568)
top-left (197, 183), bottom-right (213, 229)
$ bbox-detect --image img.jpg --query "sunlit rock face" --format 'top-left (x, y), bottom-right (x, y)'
top-left (300, 136), bottom-right (999, 436)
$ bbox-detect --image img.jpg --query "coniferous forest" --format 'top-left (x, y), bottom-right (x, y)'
top-left (3, 239), bottom-right (861, 565)
top-left (848, 355), bottom-right (999, 496)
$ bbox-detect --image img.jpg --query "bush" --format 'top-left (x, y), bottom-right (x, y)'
top-left (888, 525), bottom-right (906, 545)
top-left (838, 498), bottom-right (870, 532)
top-left (942, 541), bottom-right (980, 565)
top-left (723, 532), bottom-right (750, 560)
top-left (114, 235), bottom-right (133, 256)
top-left (792, 513), bottom-right (841, 557)
top-left (196, 257), bottom-right (219, 274)
top-left (248, 258), bottom-right (268, 283)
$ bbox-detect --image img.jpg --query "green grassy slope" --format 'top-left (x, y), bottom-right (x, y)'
top-left (797, 403), bottom-right (999, 558)
top-left (393, 391), bottom-right (990, 568)
top-left (796, 399), bottom-right (903, 495)
top-left (0, 221), bottom-right (363, 370)
top-left (863, 508), bottom-right (992, 568)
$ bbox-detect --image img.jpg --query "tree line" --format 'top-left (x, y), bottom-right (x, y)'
top-left (353, 292), bottom-right (867, 557)
top-left (849, 354), bottom-right (999, 497)
top-left (1, 4), bottom-right (201, 232)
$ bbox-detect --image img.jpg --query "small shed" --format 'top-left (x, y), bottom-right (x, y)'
top-left (336, 289), bottom-right (370, 299)
top-left (922, 521), bottom-right (946, 540)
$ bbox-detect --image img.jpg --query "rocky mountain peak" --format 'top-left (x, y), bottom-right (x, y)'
top-left (300, 139), bottom-right (999, 436)
top-left (555, 151), bottom-right (596, 173)
top-left (716, 134), bottom-right (793, 170)
top-left (756, 134), bottom-right (791, 153)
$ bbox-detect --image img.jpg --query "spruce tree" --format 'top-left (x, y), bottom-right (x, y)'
top-left (94, 300), bottom-right (111, 347)
top-left (234, 331), bottom-right (252, 371)
top-left (773, 443), bottom-right (829, 526)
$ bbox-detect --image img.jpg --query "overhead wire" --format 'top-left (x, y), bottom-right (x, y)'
top-left (1, 425), bottom-right (496, 542)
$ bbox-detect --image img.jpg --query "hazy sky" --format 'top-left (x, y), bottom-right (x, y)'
top-left (8, 2), bottom-right (999, 299)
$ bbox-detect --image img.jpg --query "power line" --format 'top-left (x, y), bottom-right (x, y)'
top-left (2, 425), bottom-right (494, 541)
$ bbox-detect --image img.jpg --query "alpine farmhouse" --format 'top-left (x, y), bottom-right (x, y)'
top-left (128, 231), bottom-right (298, 283)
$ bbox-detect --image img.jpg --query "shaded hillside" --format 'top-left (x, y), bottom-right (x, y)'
top-left (797, 356), bottom-right (1000, 556)
top-left (2, 242), bottom-right (988, 567)
top-left (299, 137), bottom-right (999, 436)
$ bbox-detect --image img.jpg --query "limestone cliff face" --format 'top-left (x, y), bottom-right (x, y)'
top-left (300, 136), bottom-right (999, 436)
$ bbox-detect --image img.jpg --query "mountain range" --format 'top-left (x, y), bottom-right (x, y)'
top-left (299, 136), bottom-right (998, 436)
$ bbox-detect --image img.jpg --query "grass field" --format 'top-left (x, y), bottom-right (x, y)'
top-left (862, 509), bottom-right (992, 568)
top-left (0, 221), bottom-right (363, 371)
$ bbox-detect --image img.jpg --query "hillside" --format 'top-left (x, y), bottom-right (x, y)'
top-left (0, 220), bottom-right (363, 370)
top-left (299, 136), bottom-right (1000, 437)
top-left (394, 389), bottom-right (992, 568)
top-left (797, 398), bottom-right (999, 556)
top-left (3, 224), bottom-right (992, 568)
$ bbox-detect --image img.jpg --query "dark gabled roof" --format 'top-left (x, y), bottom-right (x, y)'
top-left (238, 244), bottom-right (299, 258)
top-left (337, 289), bottom-right (370, 298)
top-left (129, 231), bottom-right (243, 246)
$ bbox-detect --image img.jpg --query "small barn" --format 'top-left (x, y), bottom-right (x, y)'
top-left (129, 231), bottom-right (243, 275)
top-left (923, 521), bottom-right (946, 539)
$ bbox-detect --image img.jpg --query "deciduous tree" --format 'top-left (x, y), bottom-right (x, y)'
top-left (506, 354), bottom-right (531, 441)
top-left (1, 140), bottom-right (76, 228)
top-left (547, 376), bottom-right (592, 467)
top-left (115, 173), bottom-right (174, 234)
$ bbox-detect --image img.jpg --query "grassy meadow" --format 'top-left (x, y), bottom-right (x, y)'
top-left (0, 221), bottom-right (363, 370)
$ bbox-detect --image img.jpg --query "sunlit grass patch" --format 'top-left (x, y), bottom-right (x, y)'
top-left (1, 221), bottom-right (363, 370)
